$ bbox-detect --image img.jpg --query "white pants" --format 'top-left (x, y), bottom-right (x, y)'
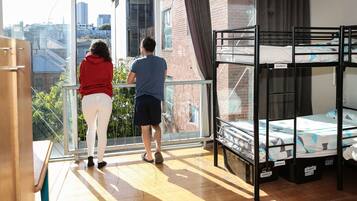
top-left (82, 93), bottom-right (112, 162)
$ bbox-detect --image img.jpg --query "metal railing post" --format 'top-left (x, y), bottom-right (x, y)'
top-left (63, 88), bottom-right (69, 155)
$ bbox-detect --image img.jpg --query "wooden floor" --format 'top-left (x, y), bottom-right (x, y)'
top-left (45, 147), bottom-right (357, 201)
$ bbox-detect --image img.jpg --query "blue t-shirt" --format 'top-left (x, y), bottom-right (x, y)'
top-left (131, 55), bottom-right (167, 101)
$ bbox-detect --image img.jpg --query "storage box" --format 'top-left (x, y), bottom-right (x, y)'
top-left (280, 158), bottom-right (323, 184)
top-left (322, 156), bottom-right (337, 169)
top-left (223, 146), bottom-right (279, 184)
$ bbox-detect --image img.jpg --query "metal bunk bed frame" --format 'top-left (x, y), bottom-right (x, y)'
top-left (337, 25), bottom-right (357, 191)
top-left (212, 25), bottom-right (342, 201)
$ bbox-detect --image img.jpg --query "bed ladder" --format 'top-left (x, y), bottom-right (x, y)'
top-left (265, 66), bottom-right (298, 170)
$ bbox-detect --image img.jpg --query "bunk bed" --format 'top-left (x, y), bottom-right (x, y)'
top-left (337, 25), bottom-right (357, 190)
top-left (212, 25), bottom-right (357, 201)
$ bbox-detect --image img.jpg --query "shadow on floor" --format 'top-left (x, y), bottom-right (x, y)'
top-left (155, 163), bottom-right (254, 201)
top-left (71, 165), bottom-right (161, 201)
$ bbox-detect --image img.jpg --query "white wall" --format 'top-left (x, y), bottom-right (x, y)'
top-left (311, 0), bottom-right (357, 113)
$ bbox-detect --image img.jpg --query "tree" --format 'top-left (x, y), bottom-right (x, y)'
top-left (77, 62), bottom-right (138, 140)
top-left (32, 75), bottom-right (65, 142)
top-left (32, 61), bottom-right (139, 144)
top-left (98, 24), bottom-right (111, 30)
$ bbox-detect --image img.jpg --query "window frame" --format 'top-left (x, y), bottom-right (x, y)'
top-left (161, 8), bottom-right (172, 51)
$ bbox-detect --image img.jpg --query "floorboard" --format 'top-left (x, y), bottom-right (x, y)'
top-left (46, 147), bottom-right (357, 201)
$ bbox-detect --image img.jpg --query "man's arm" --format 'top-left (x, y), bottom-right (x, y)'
top-left (127, 72), bottom-right (136, 84)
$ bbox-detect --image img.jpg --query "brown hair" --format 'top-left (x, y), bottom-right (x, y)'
top-left (89, 40), bottom-right (112, 62)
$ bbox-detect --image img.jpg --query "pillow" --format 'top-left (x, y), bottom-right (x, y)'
top-left (331, 38), bottom-right (357, 45)
top-left (344, 109), bottom-right (357, 121)
top-left (326, 108), bottom-right (357, 121)
top-left (326, 109), bottom-right (337, 119)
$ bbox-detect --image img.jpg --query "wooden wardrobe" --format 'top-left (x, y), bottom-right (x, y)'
top-left (0, 36), bottom-right (34, 201)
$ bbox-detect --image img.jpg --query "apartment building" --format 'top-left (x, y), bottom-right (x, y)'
top-left (159, 0), bottom-right (255, 134)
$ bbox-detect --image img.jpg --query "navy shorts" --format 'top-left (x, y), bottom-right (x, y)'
top-left (134, 95), bottom-right (162, 126)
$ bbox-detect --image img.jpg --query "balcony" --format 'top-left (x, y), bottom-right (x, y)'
top-left (62, 79), bottom-right (213, 158)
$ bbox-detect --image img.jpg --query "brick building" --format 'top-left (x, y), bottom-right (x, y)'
top-left (159, 0), bottom-right (255, 134)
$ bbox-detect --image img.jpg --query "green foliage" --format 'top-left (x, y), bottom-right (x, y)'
top-left (32, 75), bottom-right (65, 142)
top-left (77, 61), bottom-right (138, 140)
top-left (98, 24), bottom-right (111, 30)
top-left (32, 61), bottom-right (139, 143)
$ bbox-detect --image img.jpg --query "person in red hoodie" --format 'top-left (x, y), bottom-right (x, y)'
top-left (79, 40), bottom-right (113, 169)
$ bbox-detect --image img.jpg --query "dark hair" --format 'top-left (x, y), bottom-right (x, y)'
top-left (142, 37), bottom-right (156, 52)
top-left (90, 40), bottom-right (112, 62)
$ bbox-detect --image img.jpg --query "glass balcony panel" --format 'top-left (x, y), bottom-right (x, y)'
top-left (63, 80), bottom-right (212, 155)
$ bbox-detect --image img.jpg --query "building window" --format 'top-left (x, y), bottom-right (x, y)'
top-left (34, 78), bottom-right (44, 89)
top-left (162, 8), bottom-right (172, 50)
top-left (189, 104), bottom-right (199, 125)
top-left (127, 0), bottom-right (155, 57)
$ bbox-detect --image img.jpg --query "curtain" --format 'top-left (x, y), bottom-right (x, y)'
top-left (184, 0), bottom-right (213, 79)
top-left (257, 0), bottom-right (313, 120)
top-left (185, 0), bottom-right (216, 134)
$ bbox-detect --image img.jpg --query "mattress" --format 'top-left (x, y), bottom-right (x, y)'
top-left (218, 114), bottom-right (357, 162)
top-left (216, 45), bottom-right (357, 64)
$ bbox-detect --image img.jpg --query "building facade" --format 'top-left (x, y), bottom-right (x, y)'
top-left (115, 0), bottom-right (255, 134)
top-left (159, 0), bottom-right (255, 134)
top-left (97, 14), bottom-right (111, 27)
top-left (115, 0), bottom-right (155, 58)
top-left (76, 2), bottom-right (88, 25)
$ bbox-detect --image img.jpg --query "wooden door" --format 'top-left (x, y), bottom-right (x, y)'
top-left (0, 37), bottom-right (34, 201)
top-left (16, 39), bottom-right (34, 201)
top-left (0, 36), bottom-right (17, 201)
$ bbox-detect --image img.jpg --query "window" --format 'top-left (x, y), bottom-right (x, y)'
top-left (189, 104), bottom-right (199, 125)
top-left (127, 0), bottom-right (155, 57)
top-left (2, 0), bottom-right (72, 156)
top-left (34, 78), bottom-right (44, 90)
top-left (76, 0), bottom-right (113, 65)
top-left (165, 76), bottom-right (174, 117)
top-left (162, 8), bottom-right (172, 50)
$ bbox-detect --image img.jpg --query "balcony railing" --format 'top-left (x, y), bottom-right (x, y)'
top-left (63, 80), bottom-right (213, 156)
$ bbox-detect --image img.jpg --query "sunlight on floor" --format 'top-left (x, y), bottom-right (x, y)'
top-left (47, 147), bottom-right (266, 201)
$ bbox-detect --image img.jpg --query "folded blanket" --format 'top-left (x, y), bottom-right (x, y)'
top-left (343, 143), bottom-right (357, 161)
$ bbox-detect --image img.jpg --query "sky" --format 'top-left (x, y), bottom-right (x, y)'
top-left (2, 0), bottom-right (112, 27)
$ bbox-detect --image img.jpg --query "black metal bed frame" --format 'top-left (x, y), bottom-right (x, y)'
top-left (212, 25), bottom-right (357, 201)
top-left (337, 25), bottom-right (357, 191)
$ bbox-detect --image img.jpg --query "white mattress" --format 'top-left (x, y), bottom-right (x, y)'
top-left (219, 114), bottom-right (357, 162)
top-left (216, 45), bottom-right (357, 64)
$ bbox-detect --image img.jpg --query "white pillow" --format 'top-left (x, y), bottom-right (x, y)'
top-left (326, 108), bottom-right (357, 121)
top-left (344, 109), bottom-right (357, 121)
top-left (326, 109), bottom-right (337, 119)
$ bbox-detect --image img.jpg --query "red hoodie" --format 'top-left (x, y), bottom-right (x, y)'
top-left (79, 54), bottom-right (113, 97)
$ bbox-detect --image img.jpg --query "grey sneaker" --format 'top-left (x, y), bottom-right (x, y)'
top-left (154, 152), bottom-right (164, 164)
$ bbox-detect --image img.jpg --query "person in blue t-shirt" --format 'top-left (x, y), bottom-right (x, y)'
top-left (127, 37), bottom-right (167, 164)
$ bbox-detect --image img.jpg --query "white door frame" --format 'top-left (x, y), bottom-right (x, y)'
top-left (0, 0), bottom-right (4, 35)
